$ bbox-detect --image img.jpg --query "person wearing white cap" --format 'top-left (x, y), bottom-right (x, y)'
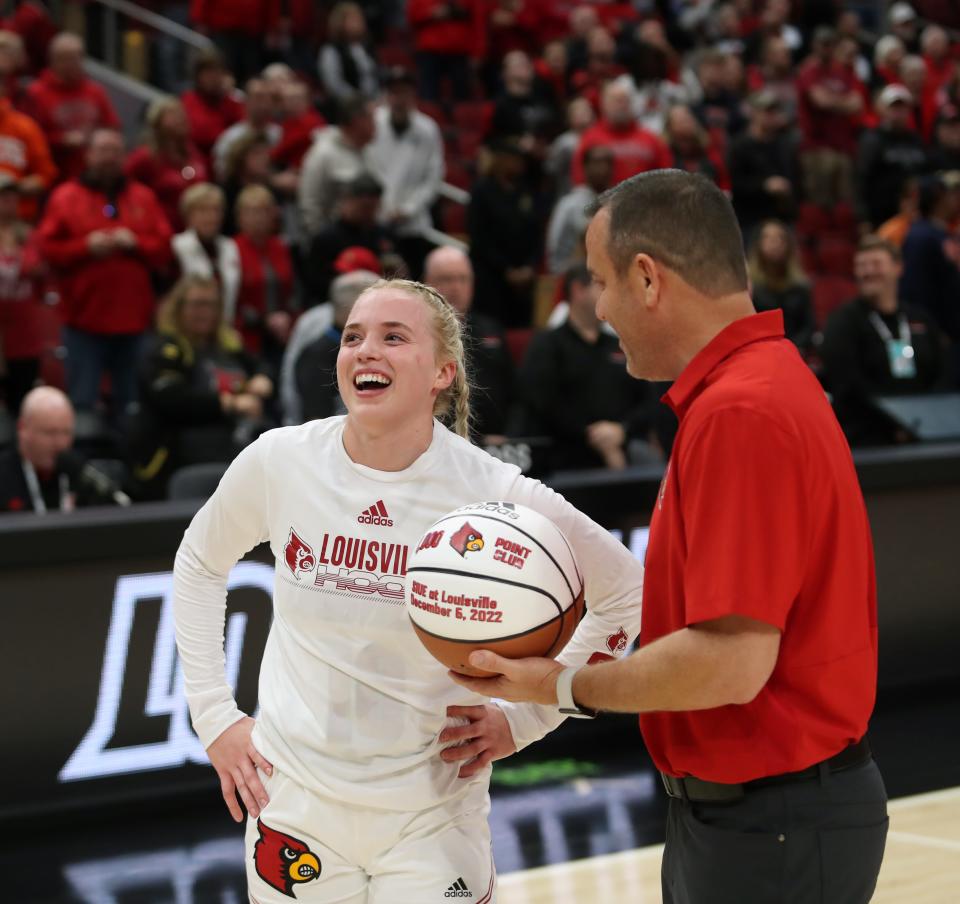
top-left (855, 83), bottom-right (928, 229)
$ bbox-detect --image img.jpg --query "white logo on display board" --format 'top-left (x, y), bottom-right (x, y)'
top-left (59, 562), bottom-right (273, 782)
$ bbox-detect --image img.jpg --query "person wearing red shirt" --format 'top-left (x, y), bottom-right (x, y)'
top-left (180, 49), bottom-right (245, 164)
top-left (270, 80), bottom-right (325, 171)
top-left (125, 97), bottom-right (209, 232)
top-left (0, 173), bottom-right (45, 415)
top-left (569, 25), bottom-right (626, 114)
top-left (572, 80), bottom-right (671, 185)
top-left (796, 27), bottom-right (864, 209)
top-left (454, 171), bottom-right (887, 904)
top-left (24, 32), bottom-right (119, 182)
top-left (36, 129), bottom-right (173, 418)
top-left (232, 184), bottom-right (296, 365)
top-left (487, 0), bottom-right (543, 66)
top-left (408, 0), bottom-right (486, 103)
top-left (900, 54), bottom-right (939, 141)
top-left (0, 0), bottom-right (56, 75)
top-left (745, 34), bottom-right (799, 123)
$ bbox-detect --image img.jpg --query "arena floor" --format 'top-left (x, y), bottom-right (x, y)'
top-left (7, 679), bottom-right (960, 903)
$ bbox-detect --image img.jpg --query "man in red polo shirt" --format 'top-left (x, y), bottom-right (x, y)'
top-left (450, 170), bottom-right (887, 903)
top-left (25, 32), bottom-right (119, 182)
top-left (36, 129), bottom-right (172, 419)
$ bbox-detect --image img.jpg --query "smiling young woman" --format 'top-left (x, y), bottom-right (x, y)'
top-left (172, 278), bottom-right (645, 903)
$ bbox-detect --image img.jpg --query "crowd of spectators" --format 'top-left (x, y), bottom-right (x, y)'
top-left (0, 0), bottom-right (959, 513)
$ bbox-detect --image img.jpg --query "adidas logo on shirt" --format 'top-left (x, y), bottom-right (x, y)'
top-left (357, 500), bottom-right (394, 527)
top-left (445, 877), bottom-right (473, 898)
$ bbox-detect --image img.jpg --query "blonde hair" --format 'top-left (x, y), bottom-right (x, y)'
top-left (357, 278), bottom-right (472, 438)
top-left (235, 183), bottom-right (275, 212)
top-left (157, 274), bottom-right (242, 356)
top-left (145, 96), bottom-right (183, 150)
top-left (179, 182), bottom-right (225, 221)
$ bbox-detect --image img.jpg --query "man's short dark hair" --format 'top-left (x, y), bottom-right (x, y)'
top-left (917, 174), bottom-right (948, 218)
top-left (857, 235), bottom-right (902, 263)
top-left (585, 169), bottom-right (748, 297)
top-left (337, 93), bottom-right (371, 125)
top-left (344, 173), bottom-right (383, 198)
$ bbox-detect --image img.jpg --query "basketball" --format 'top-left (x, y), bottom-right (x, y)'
top-left (405, 501), bottom-right (584, 676)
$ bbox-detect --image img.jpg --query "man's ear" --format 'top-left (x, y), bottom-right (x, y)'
top-left (628, 253), bottom-right (660, 310)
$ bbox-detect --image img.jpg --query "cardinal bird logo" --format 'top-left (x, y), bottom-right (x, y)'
top-left (606, 627), bottom-right (628, 654)
top-left (253, 819), bottom-right (321, 898)
top-left (450, 522), bottom-right (484, 557)
top-left (284, 529), bottom-right (316, 579)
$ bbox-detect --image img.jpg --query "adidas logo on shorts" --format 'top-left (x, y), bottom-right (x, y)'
top-left (445, 877), bottom-right (473, 898)
top-left (357, 500), bottom-right (393, 527)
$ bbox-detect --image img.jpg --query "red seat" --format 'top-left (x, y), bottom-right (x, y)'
top-left (35, 301), bottom-right (66, 390)
top-left (799, 242), bottom-right (819, 275)
top-left (816, 237), bottom-right (856, 277)
top-left (812, 276), bottom-right (858, 326)
top-left (505, 328), bottom-right (534, 367)
top-left (417, 101), bottom-right (448, 129)
top-left (443, 161), bottom-right (473, 191)
top-left (831, 201), bottom-right (857, 233)
top-left (440, 200), bottom-right (467, 236)
top-left (452, 101), bottom-right (492, 134)
top-left (377, 46), bottom-right (414, 69)
top-left (797, 203), bottom-right (831, 239)
top-left (456, 130), bottom-right (485, 158)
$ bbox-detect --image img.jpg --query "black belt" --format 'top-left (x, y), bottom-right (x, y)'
top-left (660, 738), bottom-right (872, 804)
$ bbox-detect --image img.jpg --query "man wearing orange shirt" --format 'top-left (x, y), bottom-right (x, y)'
top-left (0, 76), bottom-right (56, 220)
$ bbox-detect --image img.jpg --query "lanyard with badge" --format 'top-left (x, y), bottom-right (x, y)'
top-left (869, 311), bottom-right (916, 379)
top-left (21, 461), bottom-right (73, 514)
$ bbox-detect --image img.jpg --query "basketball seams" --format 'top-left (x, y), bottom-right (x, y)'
top-left (427, 510), bottom-right (577, 599)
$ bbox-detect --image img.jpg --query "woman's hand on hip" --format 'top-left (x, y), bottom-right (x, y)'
top-left (206, 716), bottom-right (274, 822)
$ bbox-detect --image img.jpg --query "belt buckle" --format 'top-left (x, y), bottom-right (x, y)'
top-left (660, 772), bottom-right (687, 801)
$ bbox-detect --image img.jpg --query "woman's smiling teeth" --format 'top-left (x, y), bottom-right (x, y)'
top-left (355, 373), bottom-right (392, 389)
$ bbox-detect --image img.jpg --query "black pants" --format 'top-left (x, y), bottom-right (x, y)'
top-left (415, 52), bottom-right (472, 104)
top-left (662, 759), bottom-right (888, 904)
top-left (1, 357), bottom-right (39, 416)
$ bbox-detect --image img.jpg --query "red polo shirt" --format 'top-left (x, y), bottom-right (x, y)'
top-left (639, 310), bottom-right (878, 783)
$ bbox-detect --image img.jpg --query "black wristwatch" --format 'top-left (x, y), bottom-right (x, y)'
top-left (556, 666), bottom-right (598, 719)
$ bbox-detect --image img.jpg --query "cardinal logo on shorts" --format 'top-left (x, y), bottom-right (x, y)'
top-left (284, 528), bottom-right (316, 579)
top-left (253, 819), bottom-right (321, 898)
top-left (606, 627), bottom-right (628, 654)
top-left (450, 522), bottom-right (484, 557)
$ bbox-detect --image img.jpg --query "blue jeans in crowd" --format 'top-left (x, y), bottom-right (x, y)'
top-left (63, 327), bottom-right (143, 418)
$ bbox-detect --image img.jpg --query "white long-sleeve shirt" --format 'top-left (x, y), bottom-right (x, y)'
top-left (297, 128), bottom-right (371, 238)
top-left (367, 106), bottom-right (445, 238)
top-left (174, 417), bottom-right (643, 811)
